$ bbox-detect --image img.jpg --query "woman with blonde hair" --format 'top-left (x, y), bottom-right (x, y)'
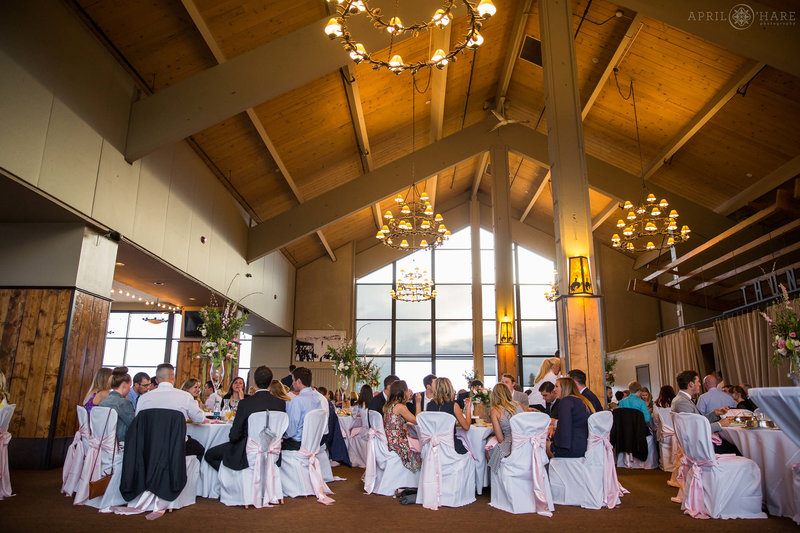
top-left (269, 379), bottom-right (291, 402)
top-left (425, 377), bottom-right (471, 455)
top-left (528, 355), bottom-right (562, 410)
top-left (548, 377), bottom-right (594, 458)
top-left (82, 367), bottom-right (112, 413)
top-left (181, 378), bottom-right (204, 408)
top-left (0, 370), bottom-right (10, 408)
top-left (487, 382), bottom-right (525, 471)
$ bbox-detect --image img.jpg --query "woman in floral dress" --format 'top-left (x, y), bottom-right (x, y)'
top-left (383, 380), bottom-right (423, 472)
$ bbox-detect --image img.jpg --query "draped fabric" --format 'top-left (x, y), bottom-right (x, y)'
top-left (714, 301), bottom-right (798, 388)
top-left (417, 430), bottom-right (454, 510)
top-left (657, 328), bottom-right (703, 392)
top-left (0, 431), bottom-right (12, 499)
top-left (509, 430), bottom-right (552, 517)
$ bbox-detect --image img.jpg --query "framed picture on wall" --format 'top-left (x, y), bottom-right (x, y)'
top-left (294, 330), bottom-right (346, 363)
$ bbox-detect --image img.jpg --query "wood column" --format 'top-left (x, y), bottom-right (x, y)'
top-left (470, 196), bottom-right (484, 380)
top-left (490, 144), bottom-right (517, 378)
top-left (540, 0), bottom-right (605, 402)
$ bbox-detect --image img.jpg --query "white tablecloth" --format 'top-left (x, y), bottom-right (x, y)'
top-left (187, 422), bottom-right (231, 498)
top-left (720, 426), bottom-right (800, 521)
top-left (749, 387), bottom-right (800, 448)
top-left (460, 425), bottom-right (493, 495)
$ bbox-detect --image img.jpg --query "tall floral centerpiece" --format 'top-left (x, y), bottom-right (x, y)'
top-left (195, 296), bottom-right (248, 393)
top-left (605, 356), bottom-right (618, 387)
top-left (328, 339), bottom-right (381, 402)
top-left (760, 284), bottom-right (800, 385)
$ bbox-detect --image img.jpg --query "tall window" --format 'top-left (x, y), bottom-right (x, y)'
top-left (356, 227), bottom-right (557, 392)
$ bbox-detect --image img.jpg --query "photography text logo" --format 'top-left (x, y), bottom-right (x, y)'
top-left (688, 3), bottom-right (796, 30)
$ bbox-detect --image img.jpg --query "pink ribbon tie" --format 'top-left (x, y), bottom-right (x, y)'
top-left (511, 430), bottom-right (552, 517)
top-left (683, 458), bottom-right (717, 519)
top-left (73, 431), bottom-right (115, 505)
top-left (299, 446), bottom-right (334, 505)
top-left (588, 433), bottom-right (627, 509)
top-left (363, 428), bottom-right (387, 494)
top-left (419, 431), bottom-right (454, 511)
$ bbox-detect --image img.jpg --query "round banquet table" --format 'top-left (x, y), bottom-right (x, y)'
top-left (459, 424), bottom-right (493, 494)
top-left (187, 421), bottom-right (231, 498)
top-left (720, 426), bottom-right (800, 523)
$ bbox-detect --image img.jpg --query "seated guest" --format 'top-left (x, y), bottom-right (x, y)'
top-left (672, 370), bottom-right (737, 455)
top-left (568, 369), bottom-right (603, 412)
top-left (488, 383), bottom-right (525, 471)
top-left (383, 380), bottom-right (422, 472)
top-left (501, 373), bottom-right (530, 408)
top-left (282, 367), bottom-right (319, 451)
top-left (181, 378), bottom-right (204, 409)
top-left (529, 356), bottom-right (561, 409)
top-left (605, 386), bottom-right (614, 409)
top-left (0, 370), bottom-right (10, 408)
top-left (730, 385), bottom-right (757, 411)
top-left (126, 372), bottom-right (151, 410)
top-left (368, 374), bottom-right (399, 413)
top-left (618, 381), bottom-right (651, 423)
top-left (548, 377), bottom-right (595, 458)
top-left (640, 387), bottom-right (654, 413)
top-left (280, 365), bottom-right (297, 389)
top-left (98, 366), bottom-right (135, 443)
top-left (654, 385), bottom-right (675, 408)
top-left (269, 379), bottom-right (292, 402)
top-left (456, 379), bottom-right (482, 409)
top-left (533, 381), bottom-right (560, 419)
top-left (222, 376), bottom-right (248, 409)
top-left (697, 374), bottom-right (736, 415)
top-left (426, 377), bottom-right (471, 455)
top-left (352, 385), bottom-right (372, 423)
top-left (615, 391), bottom-right (625, 404)
top-left (205, 366), bottom-right (286, 470)
top-left (422, 374), bottom-right (437, 410)
top-left (203, 380), bottom-right (220, 410)
top-left (136, 363), bottom-right (208, 458)
top-left (148, 376), bottom-right (158, 391)
top-left (82, 367), bottom-right (112, 413)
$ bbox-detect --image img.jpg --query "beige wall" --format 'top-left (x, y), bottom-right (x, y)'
top-left (607, 340), bottom-right (661, 396)
top-left (0, 0), bottom-right (294, 333)
top-left (294, 242), bottom-right (355, 337)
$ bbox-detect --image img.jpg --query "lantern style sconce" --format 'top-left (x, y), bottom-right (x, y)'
top-left (498, 317), bottom-right (514, 344)
top-left (568, 256), bottom-right (593, 295)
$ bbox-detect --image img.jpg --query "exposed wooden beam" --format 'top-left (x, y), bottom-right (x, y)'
top-left (616, 0), bottom-right (800, 78)
top-left (182, 0), bottom-right (336, 262)
top-left (692, 240), bottom-right (800, 292)
top-left (471, 152), bottom-right (489, 199)
top-left (426, 24), bottom-right (451, 211)
top-left (715, 155), bottom-right (800, 216)
top-left (643, 197), bottom-right (787, 282)
top-left (666, 217), bottom-right (800, 287)
top-left (642, 60), bottom-right (764, 181)
top-left (495, 0), bottom-right (533, 113)
top-left (628, 279), bottom-right (729, 311)
top-left (592, 200), bottom-right (620, 232)
top-left (719, 260), bottom-right (800, 296)
top-left (520, 172), bottom-right (549, 222)
top-left (582, 13), bottom-right (643, 119)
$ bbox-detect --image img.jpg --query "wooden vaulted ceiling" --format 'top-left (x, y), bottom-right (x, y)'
top-left (70, 0), bottom-right (800, 309)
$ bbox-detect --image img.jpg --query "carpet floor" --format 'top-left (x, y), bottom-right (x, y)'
top-left (1, 466), bottom-right (796, 532)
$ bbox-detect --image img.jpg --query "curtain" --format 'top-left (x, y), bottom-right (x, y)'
top-left (714, 299), bottom-right (798, 388)
top-left (657, 328), bottom-right (703, 392)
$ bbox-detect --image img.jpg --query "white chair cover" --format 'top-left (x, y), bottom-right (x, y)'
top-left (0, 404), bottom-right (16, 500)
top-left (218, 411), bottom-right (289, 507)
top-left (363, 410), bottom-right (419, 496)
top-left (616, 434), bottom-right (659, 470)
top-left (74, 407), bottom-right (119, 506)
top-left (345, 407), bottom-right (369, 468)
top-left (549, 411), bottom-right (627, 509)
top-left (489, 411), bottom-right (553, 516)
top-left (84, 408), bottom-right (127, 511)
top-left (654, 406), bottom-right (678, 472)
top-left (61, 405), bottom-right (90, 496)
top-left (279, 409), bottom-right (334, 504)
top-left (416, 412), bottom-right (475, 510)
top-left (672, 412), bottom-right (766, 519)
top-left (113, 456), bottom-right (200, 519)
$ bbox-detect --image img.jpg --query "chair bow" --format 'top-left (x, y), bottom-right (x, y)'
top-left (61, 422), bottom-right (89, 496)
top-left (511, 430), bottom-right (552, 517)
top-left (363, 428), bottom-right (387, 494)
top-left (0, 431), bottom-right (12, 499)
top-left (245, 434), bottom-right (284, 508)
top-left (74, 430), bottom-right (116, 505)
top-left (682, 458), bottom-right (717, 519)
top-left (299, 446), bottom-right (334, 505)
top-left (588, 433), bottom-right (627, 509)
top-left (419, 430), bottom-right (454, 510)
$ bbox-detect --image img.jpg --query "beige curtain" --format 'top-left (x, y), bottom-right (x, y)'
top-left (714, 299), bottom-right (798, 388)
top-left (657, 328), bottom-right (703, 392)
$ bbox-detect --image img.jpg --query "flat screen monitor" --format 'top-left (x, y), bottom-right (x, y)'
top-left (182, 310), bottom-right (204, 338)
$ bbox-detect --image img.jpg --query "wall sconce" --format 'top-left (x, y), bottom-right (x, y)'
top-left (568, 256), bottom-right (593, 295)
top-left (498, 317), bottom-right (514, 344)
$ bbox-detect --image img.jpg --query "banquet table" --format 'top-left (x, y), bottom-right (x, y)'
top-left (720, 426), bottom-right (800, 522)
top-left (458, 424), bottom-right (493, 495)
top-left (187, 421), bottom-right (231, 498)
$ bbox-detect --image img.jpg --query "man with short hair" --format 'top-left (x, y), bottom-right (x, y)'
top-left (534, 381), bottom-right (560, 419)
top-left (204, 366), bottom-right (286, 470)
top-left (368, 374), bottom-right (399, 414)
top-left (501, 373), bottom-right (529, 407)
top-left (697, 374), bottom-right (736, 415)
top-left (618, 381), bottom-right (651, 422)
top-left (568, 369), bottom-right (603, 412)
top-left (127, 372), bottom-right (151, 409)
top-left (672, 370), bottom-right (736, 455)
top-left (282, 367), bottom-right (319, 450)
top-left (422, 374), bottom-right (437, 410)
top-left (280, 364), bottom-right (297, 389)
top-left (203, 380), bottom-right (220, 410)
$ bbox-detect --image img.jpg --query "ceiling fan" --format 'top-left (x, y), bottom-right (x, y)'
top-left (489, 109), bottom-right (529, 132)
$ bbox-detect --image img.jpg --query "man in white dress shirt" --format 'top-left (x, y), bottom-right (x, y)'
top-left (696, 374), bottom-right (736, 415)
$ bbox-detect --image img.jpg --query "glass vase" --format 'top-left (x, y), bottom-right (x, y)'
top-left (210, 360), bottom-right (225, 392)
top-left (789, 356), bottom-right (800, 387)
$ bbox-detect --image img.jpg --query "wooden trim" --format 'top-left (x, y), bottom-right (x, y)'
top-left (592, 200), bottom-right (619, 232)
top-left (715, 155), bottom-right (800, 216)
top-left (520, 171), bottom-right (550, 222)
top-left (628, 279), bottom-right (728, 311)
top-left (494, 0), bottom-right (533, 113)
top-left (471, 152), bottom-right (489, 199)
top-left (718, 261), bottom-right (800, 296)
top-left (692, 240), bottom-right (800, 292)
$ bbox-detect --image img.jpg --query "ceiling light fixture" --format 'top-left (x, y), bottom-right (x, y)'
top-left (390, 266), bottom-right (436, 302)
top-left (324, 0), bottom-right (496, 75)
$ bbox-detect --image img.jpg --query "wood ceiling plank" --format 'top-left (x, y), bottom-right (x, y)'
top-left (692, 240), bottom-right (800, 292)
top-left (716, 155), bottom-right (800, 216)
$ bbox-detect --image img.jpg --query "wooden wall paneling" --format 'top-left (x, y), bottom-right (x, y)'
top-left (0, 290), bottom-right (25, 383)
top-left (55, 291), bottom-right (85, 438)
top-left (25, 289), bottom-right (58, 438)
top-left (37, 290), bottom-right (71, 438)
top-left (9, 290), bottom-right (41, 437)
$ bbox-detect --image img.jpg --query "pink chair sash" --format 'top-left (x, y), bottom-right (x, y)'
top-left (348, 416), bottom-right (364, 438)
top-left (245, 435), bottom-right (283, 507)
top-left (363, 428), bottom-right (387, 494)
top-left (588, 433), bottom-right (627, 509)
top-left (682, 457), bottom-right (717, 519)
top-left (0, 431), bottom-right (12, 499)
top-left (418, 430), bottom-right (454, 511)
top-left (510, 430), bottom-right (552, 517)
top-left (73, 431), bottom-right (116, 505)
top-left (299, 446), bottom-right (334, 505)
top-left (61, 423), bottom-right (89, 496)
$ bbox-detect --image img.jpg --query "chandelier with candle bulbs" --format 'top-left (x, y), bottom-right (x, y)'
top-left (611, 193), bottom-right (691, 252)
top-left (324, 0), bottom-right (497, 75)
top-left (376, 187), bottom-right (450, 250)
top-left (390, 266), bottom-right (436, 302)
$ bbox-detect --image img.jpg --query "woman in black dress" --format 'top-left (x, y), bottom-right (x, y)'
top-left (425, 377), bottom-right (471, 454)
top-left (547, 377), bottom-right (595, 458)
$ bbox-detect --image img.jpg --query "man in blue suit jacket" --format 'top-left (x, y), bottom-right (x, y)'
top-left (568, 369), bottom-right (603, 412)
